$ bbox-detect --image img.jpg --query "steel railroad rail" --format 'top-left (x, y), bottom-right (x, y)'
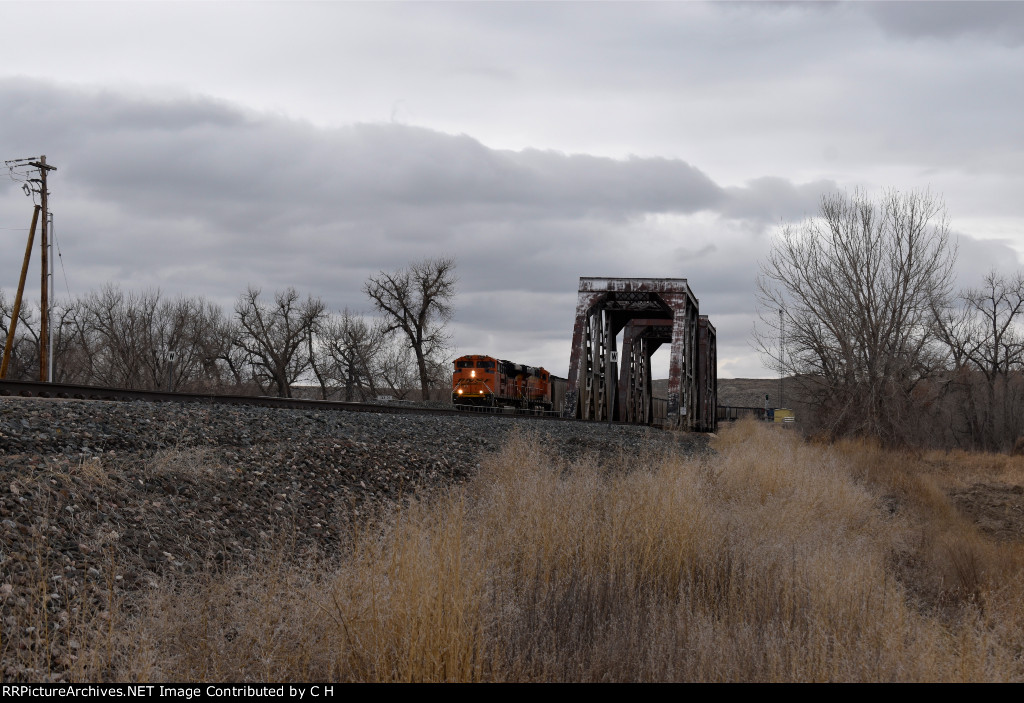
top-left (0, 379), bottom-right (579, 422)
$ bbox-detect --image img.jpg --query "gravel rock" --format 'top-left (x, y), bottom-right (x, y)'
top-left (0, 396), bottom-right (708, 680)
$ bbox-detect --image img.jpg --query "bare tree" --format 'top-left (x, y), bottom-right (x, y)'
top-left (234, 286), bottom-right (326, 397)
top-left (79, 286), bottom-right (160, 388)
top-left (0, 289), bottom-right (40, 380)
top-left (935, 269), bottom-right (1024, 450)
top-left (210, 317), bottom-right (252, 391)
top-left (158, 296), bottom-right (236, 392)
top-left (318, 309), bottom-right (387, 401)
top-left (377, 338), bottom-right (419, 400)
top-left (755, 189), bottom-right (956, 445)
top-left (364, 257), bottom-right (456, 398)
top-left (962, 270), bottom-right (1024, 380)
top-left (51, 296), bottom-right (98, 384)
top-left (71, 285), bottom-right (233, 391)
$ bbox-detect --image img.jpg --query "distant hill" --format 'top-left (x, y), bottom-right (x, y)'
top-left (652, 377), bottom-right (794, 409)
top-left (717, 378), bottom-right (790, 408)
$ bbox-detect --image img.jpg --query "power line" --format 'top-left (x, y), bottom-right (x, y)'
top-left (51, 212), bottom-right (71, 297)
top-left (5, 158), bottom-right (36, 183)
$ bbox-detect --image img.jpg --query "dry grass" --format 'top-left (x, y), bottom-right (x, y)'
top-left (8, 419), bottom-right (1024, 682)
top-left (142, 446), bottom-right (217, 481)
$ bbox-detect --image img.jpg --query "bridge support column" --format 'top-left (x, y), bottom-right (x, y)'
top-left (697, 315), bottom-right (718, 432)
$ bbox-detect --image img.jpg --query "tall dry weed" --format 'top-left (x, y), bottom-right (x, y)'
top-left (29, 419), bottom-right (1024, 682)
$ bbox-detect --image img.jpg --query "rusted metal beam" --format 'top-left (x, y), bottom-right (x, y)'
top-left (564, 291), bottom-right (604, 419)
top-left (565, 278), bottom-right (707, 429)
top-left (698, 315), bottom-right (718, 432)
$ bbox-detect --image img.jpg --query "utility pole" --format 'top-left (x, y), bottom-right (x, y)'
top-left (1, 206), bottom-right (41, 379)
top-left (779, 307), bottom-right (784, 409)
top-left (29, 156), bottom-right (57, 382)
top-left (3, 155), bottom-right (56, 380)
top-left (47, 212), bottom-right (55, 383)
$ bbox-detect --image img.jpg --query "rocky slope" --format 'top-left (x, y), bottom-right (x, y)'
top-left (0, 397), bottom-right (707, 680)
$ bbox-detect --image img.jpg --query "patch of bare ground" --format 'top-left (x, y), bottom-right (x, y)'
top-left (832, 438), bottom-right (1024, 638)
top-left (949, 483), bottom-right (1024, 542)
top-left (905, 450), bottom-right (1024, 542)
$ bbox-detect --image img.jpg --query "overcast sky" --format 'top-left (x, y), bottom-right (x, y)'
top-left (2, 1), bottom-right (1023, 379)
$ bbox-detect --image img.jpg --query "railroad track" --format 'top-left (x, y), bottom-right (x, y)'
top-left (0, 379), bottom-right (576, 422)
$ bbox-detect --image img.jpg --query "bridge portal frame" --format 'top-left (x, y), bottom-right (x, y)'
top-left (563, 277), bottom-right (700, 429)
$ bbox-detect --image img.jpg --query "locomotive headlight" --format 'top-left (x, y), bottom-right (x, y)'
top-left (479, 390), bottom-right (483, 394)
top-left (457, 389), bottom-right (463, 394)
top-left (471, 370), bottom-right (476, 377)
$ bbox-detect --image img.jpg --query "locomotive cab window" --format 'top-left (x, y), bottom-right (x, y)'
top-left (478, 361), bottom-right (495, 370)
top-left (456, 360), bottom-right (474, 368)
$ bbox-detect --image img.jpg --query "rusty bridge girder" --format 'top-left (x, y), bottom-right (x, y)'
top-left (697, 315), bottom-right (718, 433)
top-left (564, 277), bottom-right (711, 430)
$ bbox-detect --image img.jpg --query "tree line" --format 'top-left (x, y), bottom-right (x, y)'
top-left (757, 189), bottom-right (1024, 452)
top-left (0, 257), bottom-right (457, 403)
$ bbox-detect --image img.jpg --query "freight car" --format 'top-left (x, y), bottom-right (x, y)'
top-left (452, 354), bottom-right (565, 412)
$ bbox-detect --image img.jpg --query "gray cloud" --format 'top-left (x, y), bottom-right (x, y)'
top-left (722, 177), bottom-right (838, 225)
top-left (865, 1), bottom-right (1024, 45)
top-left (3, 80), bottom-right (728, 229)
top-left (0, 80), bottom-right (777, 375)
top-left (1, 75), bottom-right (1020, 379)
top-left (951, 231), bottom-right (1024, 289)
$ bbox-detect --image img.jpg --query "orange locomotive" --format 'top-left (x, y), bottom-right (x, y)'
top-left (452, 354), bottom-right (553, 410)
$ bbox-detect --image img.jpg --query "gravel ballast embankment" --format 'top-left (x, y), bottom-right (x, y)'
top-left (1, 397), bottom-right (707, 677)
